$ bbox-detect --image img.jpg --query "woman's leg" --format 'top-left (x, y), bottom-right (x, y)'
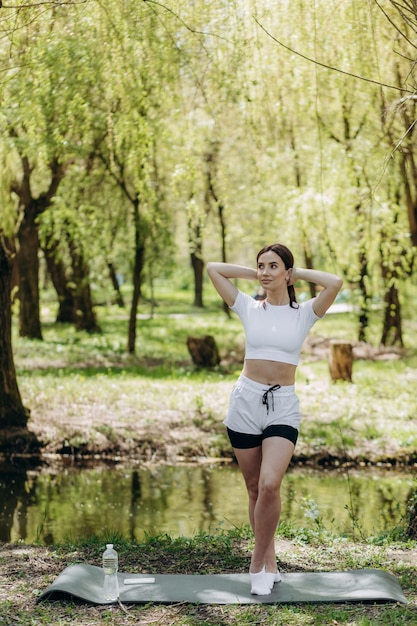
top-left (251, 437), bottom-right (294, 572)
top-left (234, 436), bottom-right (295, 574)
top-left (232, 444), bottom-right (262, 539)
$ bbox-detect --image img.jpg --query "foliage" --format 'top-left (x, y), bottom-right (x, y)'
top-left (0, 0), bottom-right (416, 349)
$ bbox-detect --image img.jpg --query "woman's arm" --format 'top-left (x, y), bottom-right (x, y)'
top-left (291, 267), bottom-right (343, 318)
top-left (207, 262), bottom-right (257, 307)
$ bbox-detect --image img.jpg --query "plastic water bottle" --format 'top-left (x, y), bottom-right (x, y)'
top-left (102, 544), bottom-right (119, 602)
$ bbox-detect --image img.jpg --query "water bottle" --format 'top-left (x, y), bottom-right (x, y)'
top-left (102, 544), bottom-right (119, 602)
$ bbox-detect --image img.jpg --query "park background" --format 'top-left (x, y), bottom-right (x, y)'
top-left (1, 1), bottom-right (417, 624)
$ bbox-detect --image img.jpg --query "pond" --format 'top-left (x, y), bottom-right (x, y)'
top-left (1, 462), bottom-right (415, 545)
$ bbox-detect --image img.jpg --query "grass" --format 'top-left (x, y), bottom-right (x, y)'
top-left (12, 284), bottom-right (417, 467)
top-left (1, 525), bottom-right (416, 625)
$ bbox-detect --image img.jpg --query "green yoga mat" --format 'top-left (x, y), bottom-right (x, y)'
top-left (37, 564), bottom-right (407, 605)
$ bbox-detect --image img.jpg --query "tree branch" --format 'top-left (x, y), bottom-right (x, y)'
top-left (142, 0), bottom-right (231, 43)
top-left (374, 0), bottom-right (417, 49)
top-left (1, 1), bottom-right (87, 8)
top-left (254, 17), bottom-right (414, 94)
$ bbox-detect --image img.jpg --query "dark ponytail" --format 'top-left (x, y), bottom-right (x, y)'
top-left (256, 243), bottom-right (298, 309)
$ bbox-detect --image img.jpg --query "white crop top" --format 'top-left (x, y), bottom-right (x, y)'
top-left (230, 290), bottom-right (321, 366)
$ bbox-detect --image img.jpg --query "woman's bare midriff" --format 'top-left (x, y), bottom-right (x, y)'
top-left (242, 359), bottom-right (296, 386)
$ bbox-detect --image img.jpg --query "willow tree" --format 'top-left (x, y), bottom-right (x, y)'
top-left (379, 1), bottom-right (417, 250)
top-left (0, 6), bottom-right (68, 339)
top-left (81, 0), bottom-right (179, 353)
top-left (0, 2), bottom-right (107, 337)
top-left (169, 0), bottom-right (266, 303)
top-left (367, 1), bottom-right (417, 344)
top-left (306, 0), bottom-right (417, 346)
top-left (0, 236), bottom-right (29, 428)
top-left (247, 0), bottom-right (415, 346)
top-left (0, 233), bottom-right (39, 452)
top-left (315, 0), bottom-right (416, 347)
top-left (302, 1), bottom-right (384, 342)
top-left (192, 0), bottom-right (345, 300)
top-left (381, 7), bottom-right (417, 229)
top-left (0, 2), bottom-right (90, 436)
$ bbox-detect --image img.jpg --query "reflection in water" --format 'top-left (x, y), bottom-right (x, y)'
top-left (0, 463), bottom-right (415, 545)
top-left (0, 464), bottom-right (29, 541)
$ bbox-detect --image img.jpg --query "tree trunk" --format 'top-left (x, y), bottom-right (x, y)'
top-left (127, 198), bottom-right (145, 354)
top-left (191, 250), bottom-right (204, 308)
top-left (42, 240), bottom-right (76, 324)
top-left (108, 262), bottom-right (125, 308)
top-left (187, 335), bottom-right (220, 367)
top-left (380, 283), bottom-right (403, 346)
top-left (204, 144), bottom-right (230, 314)
top-left (16, 207), bottom-right (43, 339)
top-left (301, 237), bottom-right (317, 299)
top-left (407, 494), bottom-right (417, 539)
top-left (356, 222), bottom-right (370, 343)
top-left (217, 203), bottom-right (230, 317)
top-left (329, 341), bottom-right (353, 382)
top-left (11, 154), bottom-right (65, 339)
top-left (0, 238), bottom-right (29, 428)
top-left (188, 218), bottom-right (204, 308)
top-left (379, 233), bottom-right (404, 347)
top-left (128, 246), bottom-right (144, 353)
top-left (69, 241), bottom-right (101, 333)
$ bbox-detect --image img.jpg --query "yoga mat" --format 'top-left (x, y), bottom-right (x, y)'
top-left (37, 564), bottom-right (407, 605)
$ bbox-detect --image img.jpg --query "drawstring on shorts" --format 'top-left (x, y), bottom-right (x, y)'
top-left (262, 384), bottom-right (281, 414)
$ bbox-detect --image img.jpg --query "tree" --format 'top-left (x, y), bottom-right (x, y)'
top-left (1, 4), bottom-right (107, 337)
top-left (85, 0), bottom-right (179, 352)
top-left (272, 1), bottom-right (415, 345)
top-left (1, 0), bottom-right (416, 363)
top-left (12, 157), bottom-right (65, 339)
top-left (0, 233), bottom-right (39, 453)
top-left (41, 234), bottom-right (76, 324)
top-left (0, 0), bottom-right (108, 433)
top-left (371, 2), bottom-right (417, 344)
top-left (203, 141), bottom-right (230, 313)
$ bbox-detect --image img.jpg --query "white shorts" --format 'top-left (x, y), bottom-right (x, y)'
top-left (223, 374), bottom-right (300, 435)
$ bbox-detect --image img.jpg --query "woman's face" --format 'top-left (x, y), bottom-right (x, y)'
top-left (257, 250), bottom-right (289, 288)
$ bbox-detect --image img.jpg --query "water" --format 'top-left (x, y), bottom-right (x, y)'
top-left (0, 462), bottom-right (415, 545)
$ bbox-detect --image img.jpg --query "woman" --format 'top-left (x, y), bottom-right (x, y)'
top-left (207, 243), bottom-right (342, 595)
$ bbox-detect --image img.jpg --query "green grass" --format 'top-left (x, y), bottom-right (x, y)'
top-left (17, 280), bottom-right (417, 372)
top-left (1, 526), bottom-right (416, 625)
top-left (10, 282), bottom-right (417, 468)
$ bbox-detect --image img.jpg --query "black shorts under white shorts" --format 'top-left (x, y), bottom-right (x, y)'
top-left (223, 375), bottom-right (300, 449)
